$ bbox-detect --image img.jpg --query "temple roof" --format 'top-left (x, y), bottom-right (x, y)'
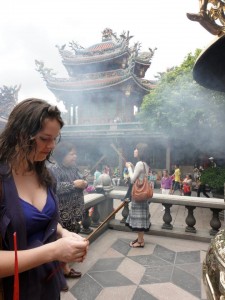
top-left (36, 29), bottom-right (157, 100)
top-left (60, 47), bottom-right (128, 65)
top-left (55, 29), bottom-right (156, 68)
top-left (42, 68), bottom-right (155, 93)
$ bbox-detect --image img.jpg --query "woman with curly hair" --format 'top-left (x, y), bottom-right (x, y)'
top-left (0, 98), bottom-right (88, 300)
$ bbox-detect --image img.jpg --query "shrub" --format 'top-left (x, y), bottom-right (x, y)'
top-left (200, 167), bottom-right (225, 194)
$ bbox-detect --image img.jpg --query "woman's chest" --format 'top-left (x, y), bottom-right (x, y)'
top-left (14, 175), bottom-right (47, 211)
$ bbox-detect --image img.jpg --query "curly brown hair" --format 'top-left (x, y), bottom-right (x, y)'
top-left (0, 98), bottom-right (64, 187)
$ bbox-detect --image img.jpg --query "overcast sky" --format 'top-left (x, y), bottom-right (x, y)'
top-left (0, 0), bottom-right (213, 106)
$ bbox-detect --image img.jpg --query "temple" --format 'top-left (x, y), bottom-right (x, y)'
top-left (36, 29), bottom-right (173, 174)
top-left (36, 28), bottom-right (156, 125)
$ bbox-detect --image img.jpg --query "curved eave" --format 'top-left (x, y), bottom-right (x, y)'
top-left (132, 75), bottom-right (154, 93)
top-left (46, 76), bottom-right (132, 92)
top-left (193, 35), bottom-right (225, 92)
top-left (135, 59), bottom-right (151, 67)
top-left (62, 50), bottom-right (129, 66)
top-left (44, 75), bottom-right (153, 96)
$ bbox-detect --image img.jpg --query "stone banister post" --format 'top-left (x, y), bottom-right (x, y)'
top-left (185, 206), bottom-right (197, 233)
top-left (210, 208), bottom-right (222, 236)
top-left (162, 204), bottom-right (173, 230)
top-left (91, 204), bottom-right (101, 228)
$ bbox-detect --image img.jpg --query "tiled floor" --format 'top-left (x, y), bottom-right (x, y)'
top-left (61, 230), bottom-right (209, 300)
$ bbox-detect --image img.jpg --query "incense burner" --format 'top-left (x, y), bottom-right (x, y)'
top-left (187, 1), bottom-right (225, 298)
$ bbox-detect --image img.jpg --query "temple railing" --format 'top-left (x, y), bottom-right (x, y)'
top-left (62, 122), bottom-right (144, 133)
top-left (82, 192), bottom-right (114, 240)
top-left (61, 122), bottom-right (164, 138)
top-left (82, 189), bottom-right (225, 243)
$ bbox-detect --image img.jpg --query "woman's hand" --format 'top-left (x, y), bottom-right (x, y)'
top-left (74, 179), bottom-right (88, 189)
top-left (61, 228), bottom-right (84, 241)
top-left (125, 162), bottom-right (131, 168)
top-left (54, 237), bottom-right (89, 263)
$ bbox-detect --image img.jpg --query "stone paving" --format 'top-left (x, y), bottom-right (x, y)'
top-left (61, 230), bottom-right (209, 300)
top-left (60, 188), bottom-right (219, 299)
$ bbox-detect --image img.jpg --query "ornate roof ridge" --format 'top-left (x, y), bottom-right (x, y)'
top-left (56, 32), bottom-right (130, 61)
top-left (46, 75), bottom-right (132, 91)
top-left (135, 47), bottom-right (157, 64)
top-left (76, 40), bottom-right (124, 55)
top-left (35, 60), bottom-right (132, 90)
top-left (62, 49), bottom-right (129, 65)
top-left (35, 57), bottom-right (136, 82)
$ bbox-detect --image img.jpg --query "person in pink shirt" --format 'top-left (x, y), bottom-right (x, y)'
top-left (161, 169), bottom-right (173, 194)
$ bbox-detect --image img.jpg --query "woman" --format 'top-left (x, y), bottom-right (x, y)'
top-left (161, 169), bottom-right (173, 195)
top-left (50, 141), bottom-right (88, 280)
top-left (0, 98), bottom-right (89, 300)
top-left (182, 173), bottom-right (193, 196)
top-left (125, 143), bottom-right (151, 248)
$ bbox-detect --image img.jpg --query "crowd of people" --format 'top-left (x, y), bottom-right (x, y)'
top-left (0, 97), bottom-right (218, 299)
top-left (92, 159), bottom-right (214, 199)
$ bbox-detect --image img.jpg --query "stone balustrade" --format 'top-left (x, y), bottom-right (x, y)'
top-left (82, 189), bottom-right (225, 243)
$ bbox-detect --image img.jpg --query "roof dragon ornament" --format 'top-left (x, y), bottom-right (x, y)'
top-left (35, 60), bottom-right (56, 82)
top-left (187, 0), bottom-right (225, 35)
top-left (0, 85), bottom-right (20, 118)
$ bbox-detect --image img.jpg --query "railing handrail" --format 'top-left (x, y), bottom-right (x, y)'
top-left (84, 193), bottom-right (105, 209)
top-left (108, 190), bottom-right (225, 209)
top-left (82, 188), bottom-right (225, 242)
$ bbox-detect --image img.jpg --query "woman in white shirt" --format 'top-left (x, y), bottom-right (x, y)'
top-left (125, 143), bottom-right (151, 248)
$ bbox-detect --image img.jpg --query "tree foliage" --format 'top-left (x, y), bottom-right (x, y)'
top-left (200, 167), bottom-right (225, 193)
top-left (139, 49), bottom-right (225, 152)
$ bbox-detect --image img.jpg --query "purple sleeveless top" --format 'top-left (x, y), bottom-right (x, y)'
top-left (19, 189), bottom-right (56, 246)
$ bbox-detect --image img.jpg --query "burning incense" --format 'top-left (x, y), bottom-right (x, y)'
top-left (13, 232), bottom-right (19, 300)
top-left (86, 199), bottom-right (129, 241)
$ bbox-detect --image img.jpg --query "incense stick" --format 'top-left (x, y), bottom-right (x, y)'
top-left (13, 232), bottom-right (19, 300)
top-left (86, 199), bottom-right (129, 241)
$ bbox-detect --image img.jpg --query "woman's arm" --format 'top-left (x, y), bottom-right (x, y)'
top-left (0, 232), bottom-right (89, 278)
top-left (50, 166), bottom-right (83, 195)
top-left (55, 179), bottom-right (88, 195)
top-left (128, 161), bottom-right (143, 184)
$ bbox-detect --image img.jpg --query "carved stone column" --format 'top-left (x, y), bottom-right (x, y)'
top-left (120, 201), bottom-right (129, 223)
top-left (162, 204), bottom-right (173, 230)
top-left (80, 208), bottom-right (93, 234)
top-left (210, 208), bottom-right (222, 236)
top-left (91, 205), bottom-right (101, 228)
top-left (185, 206), bottom-right (196, 233)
